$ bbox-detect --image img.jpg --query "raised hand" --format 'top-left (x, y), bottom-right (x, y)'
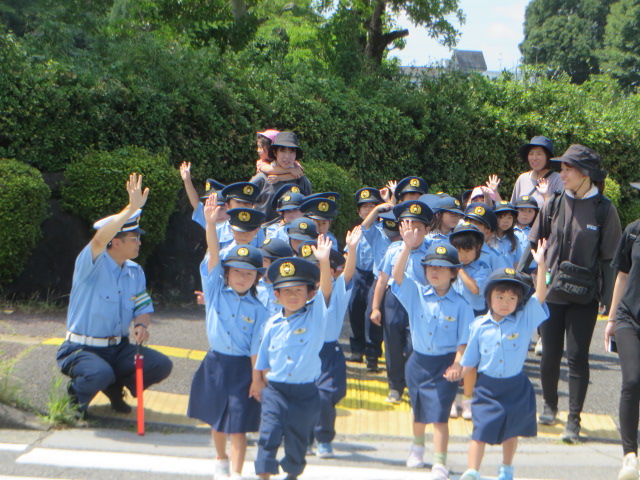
top-left (346, 225), bottom-right (363, 250)
top-left (400, 219), bottom-right (421, 249)
top-left (127, 173), bottom-right (149, 211)
top-left (486, 175), bottom-right (501, 193)
top-left (536, 177), bottom-right (549, 196)
top-left (179, 162), bottom-right (191, 181)
top-left (531, 238), bottom-right (547, 265)
top-left (203, 192), bottom-right (221, 224)
top-left (313, 233), bottom-right (333, 263)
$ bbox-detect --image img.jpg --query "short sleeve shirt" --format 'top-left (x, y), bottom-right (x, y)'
top-left (324, 276), bottom-right (353, 342)
top-left (611, 220), bottom-right (640, 324)
top-left (453, 258), bottom-right (491, 312)
top-left (363, 222), bottom-right (393, 278)
top-left (380, 239), bottom-right (432, 285)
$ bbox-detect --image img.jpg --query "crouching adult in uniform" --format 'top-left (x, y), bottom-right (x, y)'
top-left (56, 173), bottom-right (173, 418)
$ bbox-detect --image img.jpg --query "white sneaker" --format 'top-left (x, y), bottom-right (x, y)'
top-left (213, 458), bottom-right (230, 479)
top-left (618, 453), bottom-right (640, 480)
top-left (406, 444), bottom-right (425, 468)
top-left (461, 398), bottom-right (472, 420)
top-left (450, 401), bottom-right (459, 418)
top-left (535, 337), bottom-right (543, 356)
top-left (429, 463), bottom-right (450, 480)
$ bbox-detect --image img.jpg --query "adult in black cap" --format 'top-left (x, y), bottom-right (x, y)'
top-left (528, 144), bottom-right (622, 443)
top-left (250, 131), bottom-right (313, 221)
top-left (606, 181), bottom-right (640, 479)
top-left (511, 136), bottom-right (564, 207)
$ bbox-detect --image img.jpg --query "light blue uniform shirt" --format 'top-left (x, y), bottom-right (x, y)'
top-left (494, 235), bottom-right (523, 269)
top-left (515, 226), bottom-right (536, 270)
top-left (426, 231), bottom-right (449, 244)
top-left (263, 220), bottom-right (284, 239)
top-left (380, 238), bottom-right (432, 285)
top-left (453, 258), bottom-right (491, 312)
top-left (200, 259), bottom-right (268, 357)
top-left (461, 296), bottom-right (549, 378)
top-left (257, 278), bottom-right (280, 317)
top-left (345, 235), bottom-right (373, 272)
top-left (67, 244), bottom-right (154, 337)
top-left (270, 224), bottom-right (289, 242)
top-left (362, 223), bottom-right (393, 278)
top-left (192, 202), bottom-right (206, 229)
top-left (480, 243), bottom-right (511, 271)
top-left (256, 290), bottom-right (329, 384)
top-left (392, 279), bottom-right (473, 356)
top-left (324, 276), bottom-right (353, 342)
top-left (326, 230), bottom-right (339, 251)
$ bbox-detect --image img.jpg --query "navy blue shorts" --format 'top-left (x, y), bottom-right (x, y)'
top-left (406, 351), bottom-right (457, 424)
top-left (188, 350), bottom-right (260, 433)
top-left (472, 372), bottom-right (537, 444)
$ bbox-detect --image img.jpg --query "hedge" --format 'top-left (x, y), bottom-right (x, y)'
top-left (0, 159), bottom-right (50, 286)
top-left (61, 147), bottom-right (182, 263)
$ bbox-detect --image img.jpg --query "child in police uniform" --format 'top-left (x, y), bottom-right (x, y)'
top-left (392, 229), bottom-right (474, 479)
top-left (254, 236), bottom-right (334, 480)
top-left (187, 193), bottom-right (269, 480)
top-left (300, 196), bottom-right (340, 250)
top-left (457, 240), bottom-right (549, 480)
top-left (263, 184), bottom-right (305, 240)
top-left (493, 201), bottom-right (523, 269)
top-left (464, 202), bottom-right (510, 271)
top-left (257, 238), bottom-right (294, 317)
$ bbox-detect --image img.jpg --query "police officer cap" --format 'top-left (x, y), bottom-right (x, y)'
top-left (200, 178), bottom-right (226, 201)
top-left (299, 198), bottom-right (338, 221)
top-left (433, 195), bottom-right (463, 215)
top-left (393, 200), bottom-right (434, 225)
top-left (355, 187), bottom-right (383, 205)
top-left (394, 176), bottom-right (429, 201)
top-left (269, 131), bottom-right (303, 159)
top-left (379, 210), bottom-right (400, 234)
top-left (461, 189), bottom-right (473, 207)
top-left (227, 208), bottom-right (266, 232)
top-left (287, 217), bottom-right (319, 241)
top-left (464, 202), bottom-right (498, 231)
top-left (222, 245), bottom-right (265, 273)
top-left (268, 257), bottom-right (319, 289)
top-left (260, 238), bottom-right (294, 260)
top-left (485, 267), bottom-right (532, 299)
top-left (450, 221), bottom-right (484, 242)
top-left (493, 200), bottom-right (518, 215)
top-left (271, 184), bottom-right (306, 211)
top-left (421, 243), bottom-right (462, 267)
top-left (418, 194), bottom-right (442, 213)
top-left (297, 240), bottom-right (345, 269)
top-left (94, 209), bottom-right (145, 235)
top-left (221, 182), bottom-right (260, 205)
top-left (307, 192), bottom-right (341, 203)
top-left (514, 195), bottom-right (539, 210)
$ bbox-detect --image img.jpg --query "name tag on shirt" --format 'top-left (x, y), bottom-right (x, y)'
top-left (507, 333), bottom-right (519, 340)
top-left (444, 316), bottom-right (456, 322)
top-left (586, 224), bottom-right (599, 231)
top-left (242, 316), bottom-right (255, 324)
top-left (294, 328), bottom-right (307, 335)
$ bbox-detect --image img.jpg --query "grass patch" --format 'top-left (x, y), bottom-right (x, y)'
top-left (42, 374), bottom-right (78, 427)
top-left (0, 290), bottom-right (67, 314)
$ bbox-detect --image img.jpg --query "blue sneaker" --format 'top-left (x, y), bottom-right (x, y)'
top-left (316, 442), bottom-right (334, 458)
top-left (498, 464), bottom-right (514, 480)
top-left (460, 469), bottom-right (480, 480)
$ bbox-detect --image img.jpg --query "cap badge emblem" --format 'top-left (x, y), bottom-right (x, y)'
top-left (205, 182), bottom-right (211, 191)
top-left (280, 262), bottom-right (295, 277)
top-left (291, 186), bottom-right (300, 193)
top-left (243, 185), bottom-right (254, 195)
top-left (300, 222), bottom-right (308, 230)
top-left (385, 220), bottom-right (396, 228)
top-left (318, 202), bottom-right (329, 212)
top-left (505, 268), bottom-right (516, 275)
top-left (410, 178), bottom-right (420, 187)
top-left (284, 195), bottom-right (291, 201)
top-left (474, 206), bottom-right (485, 215)
top-left (361, 190), bottom-right (370, 199)
top-left (238, 247), bottom-right (249, 256)
top-left (522, 195), bottom-right (530, 201)
top-left (409, 204), bottom-right (422, 215)
top-left (239, 211), bottom-right (251, 222)
top-left (301, 245), bottom-right (313, 257)
top-left (436, 246), bottom-right (447, 255)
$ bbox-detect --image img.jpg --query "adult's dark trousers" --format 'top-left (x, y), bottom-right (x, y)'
top-left (539, 300), bottom-right (598, 422)
top-left (382, 287), bottom-right (412, 393)
top-left (364, 278), bottom-right (384, 363)
top-left (56, 337), bottom-right (173, 411)
top-left (615, 321), bottom-right (640, 455)
top-left (348, 268), bottom-right (375, 356)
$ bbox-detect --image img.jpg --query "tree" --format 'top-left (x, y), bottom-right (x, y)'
top-left (520, 0), bottom-right (615, 83)
top-left (319, 0), bottom-right (463, 68)
top-left (599, 0), bottom-right (640, 89)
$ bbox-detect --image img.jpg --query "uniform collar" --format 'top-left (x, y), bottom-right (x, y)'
top-left (479, 310), bottom-right (517, 326)
top-left (423, 284), bottom-right (457, 301)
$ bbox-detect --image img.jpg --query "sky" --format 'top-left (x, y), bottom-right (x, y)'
top-left (389, 0), bottom-right (530, 72)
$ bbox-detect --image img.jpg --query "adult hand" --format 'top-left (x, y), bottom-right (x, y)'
top-left (267, 174), bottom-right (278, 184)
top-left (194, 290), bottom-right (205, 305)
top-left (250, 377), bottom-right (266, 402)
top-left (127, 173), bottom-right (149, 211)
top-left (132, 324), bottom-right (150, 345)
top-left (536, 177), bottom-right (549, 197)
top-left (604, 321), bottom-right (616, 352)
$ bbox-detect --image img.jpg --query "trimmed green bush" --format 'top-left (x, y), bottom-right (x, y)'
top-left (61, 147), bottom-right (181, 263)
top-left (303, 160), bottom-right (362, 245)
top-left (0, 159), bottom-right (50, 286)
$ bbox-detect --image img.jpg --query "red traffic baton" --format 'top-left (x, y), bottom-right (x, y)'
top-left (135, 343), bottom-right (145, 436)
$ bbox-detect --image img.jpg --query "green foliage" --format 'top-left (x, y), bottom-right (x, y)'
top-left (303, 160), bottom-right (362, 243)
top-left (604, 177), bottom-right (621, 207)
top-left (599, 0), bottom-right (640, 89)
top-left (43, 375), bottom-right (77, 426)
top-left (61, 147), bottom-right (181, 263)
top-left (0, 159), bottom-right (50, 286)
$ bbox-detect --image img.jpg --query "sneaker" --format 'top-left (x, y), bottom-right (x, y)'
top-left (461, 398), bottom-right (472, 420)
top-left (430, 463), bottom-right (449, 480)
top-left (618, 453), bottom-right (640, 480)
top-left (228, 474), bottom-right (242, 480)
top-left (213, 458), bottom-right (230, 479)
top-left (535, 337), bottom-right (543, 356)
top-left (449, 401), bottom-right (459, 418)
top-left (498, 464), bottom-right (514, 480)
top-left (405, 444), bottom-right (425, 468)
top-left (538, 404), bottom-right (557, 425)
top-left (103, 385), bottom-right (132, 414)
top-left (316, 442), bottom-right (334, 459)
top-left (561, 417), bottom-right (581, 444)
top-left (347, 353), bottom-right (364, 363)
top-left (366, 359), bottom-right (381, 373)
top-left (459, 468), bottom-right (481, 480)
top-left (386, 390), bottom-right (402, 404)
top-left (306, 442), bottom-right (316, 456)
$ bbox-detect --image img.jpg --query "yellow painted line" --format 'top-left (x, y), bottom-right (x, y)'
top-left (0, 334), bottom-right (46, 345)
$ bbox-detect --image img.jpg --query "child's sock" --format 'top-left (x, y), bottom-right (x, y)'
top-left (412, 435), bottom-right (425, 446)
top-left (433, 451), bottom-right (447, 466)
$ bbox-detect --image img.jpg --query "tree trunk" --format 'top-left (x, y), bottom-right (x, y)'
top-left (230, 0), bottom-right (247, 20)
top-left (364, 0), bottom-right (409, 67)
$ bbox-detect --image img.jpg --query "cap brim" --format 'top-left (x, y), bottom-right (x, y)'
top-left (421, 259), bottom-right (461, 267)
top-left (222, 260), bottom-right (265, 274)
top-left (288, 232), bottom-right (317, 241)
top-left (277, 205), bottom-right (301, 212)
top-left (230, 225), bottom-right (258, 233)
top-left (631, 182), bottom-right (640, 191)
top-left (273, 280), bottom-right (316, 289)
